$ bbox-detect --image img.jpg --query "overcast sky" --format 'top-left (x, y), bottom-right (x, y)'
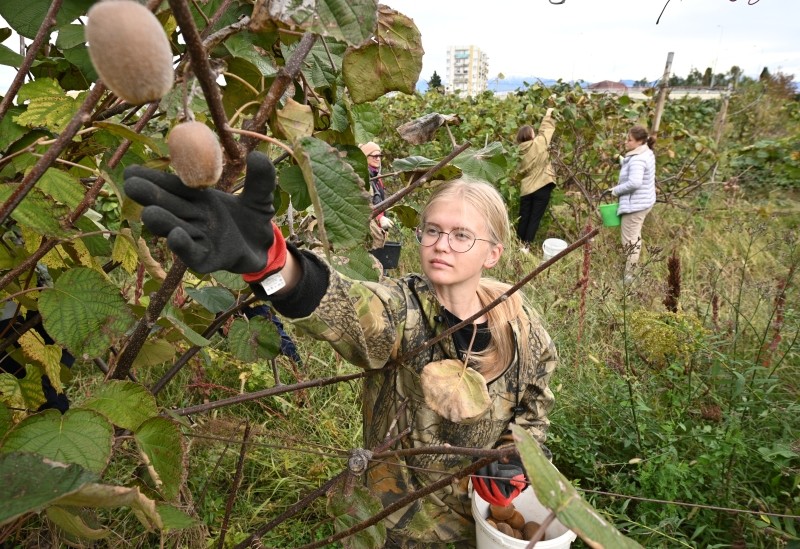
top-left (384, 0), bottom-right (800, 84)
top-left (2, 1), bottom-right (798, 94)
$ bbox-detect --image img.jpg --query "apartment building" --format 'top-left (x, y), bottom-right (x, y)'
top-left (446, 45), bottom-right (489, 96)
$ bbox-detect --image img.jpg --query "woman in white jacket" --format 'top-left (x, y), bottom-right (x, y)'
top-left (608, 125), bottom-right (656, 278)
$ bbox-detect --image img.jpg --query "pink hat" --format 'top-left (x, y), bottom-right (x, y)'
top-left (359, 141), bottom-right (381, 157)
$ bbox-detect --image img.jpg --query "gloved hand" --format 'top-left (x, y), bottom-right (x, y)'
top-left (124, 151), bottom-right (285, 277)
top-left (472, 456), bottom-right (529, 507)
top-left (379, 216), bottom-right (394, 230)
top-left (600, 188), bottom-right (614, 199)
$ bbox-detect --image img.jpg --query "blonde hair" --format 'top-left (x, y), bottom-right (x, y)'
top-left (422, 179), bottom-right (531, 377)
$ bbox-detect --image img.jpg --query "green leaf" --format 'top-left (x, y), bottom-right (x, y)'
top-left (0, 366), bottom-right (46, 413)
top-left (211, 271), bottom-right (249, 292)
top-left (228, 317), bottom-right (281, 363)
top-left (0, 452), bottom-right (98, 525)
top-left (0, 185), bottom-right (72, 238)
top-left (350, 102), bottom-right (383, 144)
top-left (185, 286), bottom-right (235, 314)
top-left (82, 381), bottom-right (159, 432)
top-left (134, 417), bottom-right (187, 501)
top-left (327, 483), bottom-right (386, 549)
top-left (1, 409), bottom-right (114, 474)
top-left (330, 246), bottom-right (380, 282)
top-left (452, 142), bottom-right (508, 183)
top-left (132, 339), bottom-right (176, 370)
top-left (46, 506), bottom-right (110, 540)
top-left (0, 44), bottom-right (24, 69)
top-left (0, 106), bottom-right (28, 152)
top-left (511, 425), bottom-right (644, 548)
top-left (331, 102), bottom-right (349, 133)
top-left (93, 121), bottom-right (167, 156)
top-left (39, 267), bottom-right (136, 359)
top-left (37, 168), bottom-right (88, 210)
top-left (0, 401), bottom-right (10, 439)
top-left (342, 6), bottom-right (423, 104)
top-left (391, 156), bottom-right (462, 182)
top-left (156, 503), bottom-right (197, 531)
top-left (279, 164), bottom-right (312, 211)
top-left (0, 0), bottom-right (94, 39)
top-left (14, 78), bottom-right (84, 133)
top-left (276, 98), bottom-right (315, 142)
top-left (284, 39), bottom-right (346, 91)
top-left (313, 0), bottom-right (378, 46)
top-left (160, 305), bottom-right (212, 347)
top-left (295, 136), bottom-right (372, 249)
top-left (224, 33), bottom-right (278, 77)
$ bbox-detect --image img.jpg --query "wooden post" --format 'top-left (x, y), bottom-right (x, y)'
top-left (651, 52), bottom-right (674, 136)
top-left (710, 90), bottom-right (730, 183)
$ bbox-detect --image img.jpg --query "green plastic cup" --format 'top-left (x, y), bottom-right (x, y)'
top-left (599, 203), bottom-right (621, 227)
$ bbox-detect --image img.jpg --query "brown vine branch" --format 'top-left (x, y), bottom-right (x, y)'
top-left (218, 422), bottom-right (251, 549)
top-left (370, 141), bottom-right (472, 220)
top-left (171, 370), bottom-right (370, 416)
top-left (167, 0), bottom-right (241, 164)
top-left (0, 0), bottom-right (63, 123)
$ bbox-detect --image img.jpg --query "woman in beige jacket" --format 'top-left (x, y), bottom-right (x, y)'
top-left (515, 107), bottom-right (556, 252)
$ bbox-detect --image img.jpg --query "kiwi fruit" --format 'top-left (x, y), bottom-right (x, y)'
top-left (506, 509), bottom-right (525, 530)
top-left (86, 0), bottom-right (174, 104)
top-left (523, 520), bottom-right (542, 540)
top-left (167, 121), bottom-right (223, 189)
top-left (495, 522), bottom-right (514, 537)
top-left (489, 503), bottom-right (515, 521)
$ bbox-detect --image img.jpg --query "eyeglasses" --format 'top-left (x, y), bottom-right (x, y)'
top-left (368, 153), bottom-right (383, 158)
top-left (415, 224), bottom-right (493, 253)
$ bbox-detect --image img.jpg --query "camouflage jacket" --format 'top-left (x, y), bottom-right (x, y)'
top-left (283, 252), bottom-right (557, 546)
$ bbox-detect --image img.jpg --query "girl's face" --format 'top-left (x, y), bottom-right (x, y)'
top-left (625, 132), bottom-right (644, 151)
top-left (419, 199), bottom-right (503, 290)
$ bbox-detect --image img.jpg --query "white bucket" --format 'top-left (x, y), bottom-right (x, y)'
top-left (542, 238), bottom-right (569, 262)
top-left (472, 487), bottom-right (577, 549)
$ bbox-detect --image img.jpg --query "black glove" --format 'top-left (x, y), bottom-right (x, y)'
top-left (472, 456), bottom-right (529, 507)
top-left (124, 151), bottom-right (277, 274)
top-left (600, 189), bottom-right (613, 198)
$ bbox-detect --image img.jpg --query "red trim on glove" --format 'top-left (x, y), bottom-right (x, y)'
top-left (242, 222), bottom-right (287, 283)
top-left (472, 473), bottom-right (526, 507)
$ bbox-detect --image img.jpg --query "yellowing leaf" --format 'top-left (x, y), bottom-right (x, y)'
top-left (46, 506), bottom-right (110, 540)
top-left (276, 98), bottom-right (314, 142)
top-left (19, 331), bottom-right (64, 393)
top-left (112, 230), bottom-right (140, 274)
top-left (420, 359), bottom-right (490, 423)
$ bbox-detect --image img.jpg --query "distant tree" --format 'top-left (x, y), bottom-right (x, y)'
top-left (685, 68), bottom-right (703, 87)
top-left (759, 66), bottom-right (771, 81)
top-left (633, 77), bottom-right (650, 87)
top-left (702, 67), bottom-right (713, 87)
top-left (427, 71), bottom-right (443, 92)
top-left (729, 65), bottom-right (742, 90)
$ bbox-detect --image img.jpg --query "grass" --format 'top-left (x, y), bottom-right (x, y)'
top-left (6, 189), bottom-right (796, 548)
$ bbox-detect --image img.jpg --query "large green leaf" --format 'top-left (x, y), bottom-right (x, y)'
top-left (160, 304), bottom-right (212, 347)
top-left (39, 267), bottom-right (136, 359)
top-left (81, 381), bottom-right (159, 432)
top-left (134, 417), bottom-right (187, 501)
top-left (1, 409), bottom-right (114, 474)
top-left (279, 164), bottom-right (312, 211)
top-left (0, 0), bottom-right (94, 39)
top-left (327, 483), bottom-right (386, 549)
top-left (342, 6), bottom-right (423, 104)
top-left (0, 452), bottom-right (98, 526)
top-left (93, 121), bottom-right (167, 156)
top-left (294, 136), bottom-right (372, 249)
top-left (0, 185), bottom-right (72, 238)
top-left (14, 78), bottom-right (84, 133)
top-left (452, 142), bottom-right (508, 184)
top-left (255, 0), bottom-right (377, 47)
top-left (131, 339), bottom-right (176, 370)
top-left (330, 247), bottom-right (380, 282)
top-left (0, 44), bottom-right (24, 69)
top-left (228, 317), bottom-right (281, 363)
top-left (37, 168), bottom-right (87, 209)
top-left (349, 102), bottom-right (382, 144)
top-left (0, 402), bottom-right (12, 438)
top-left (185, 286), bottom-right (236, 314)
top-left (156, 503), bottom-right (197, 531)
top-left (224, 33), bottom-right (278, 78)
top-left (512, 425), bottom-right (644, 548)
top-left (56, 24), bottom-right (97, 86)
top-left (0, 106), bottom-right (28, 153)
top-left (285, 39), bottom-right (346, 91)
top-left (391, 156), bottom-right (462, 182)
